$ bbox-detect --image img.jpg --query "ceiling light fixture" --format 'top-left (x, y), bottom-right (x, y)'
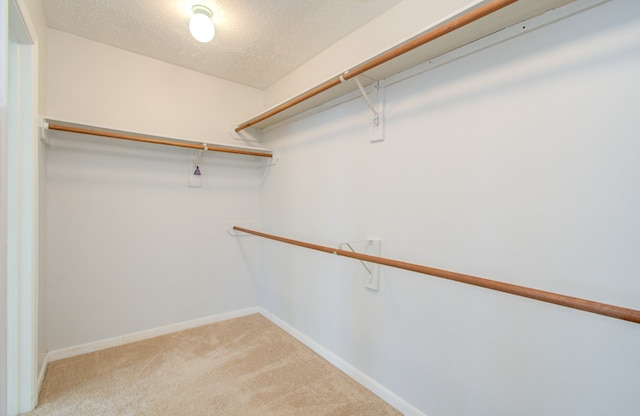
top-left (189, 5), bottom-right (215, 43)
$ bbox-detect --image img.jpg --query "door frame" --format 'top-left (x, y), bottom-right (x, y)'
top-left (1, 0), bottom-right (40, 414)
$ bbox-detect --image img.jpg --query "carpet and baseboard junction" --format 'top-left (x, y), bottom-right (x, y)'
top-left (25, 314), bottom-right (402, 416)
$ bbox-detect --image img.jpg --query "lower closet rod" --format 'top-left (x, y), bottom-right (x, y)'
top-left (233, 226), bottom-right (640, 324)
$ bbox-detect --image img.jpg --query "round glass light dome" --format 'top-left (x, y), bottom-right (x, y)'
top-left (189, 5), bottom-right (215, 43)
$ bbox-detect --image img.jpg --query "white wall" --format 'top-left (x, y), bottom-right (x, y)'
top-left (258, 1), bottom-right (640, 415)
top-left (45, 31), bottom-right (265, 350)
top-left (264, 0), bottom-right (471, 107)
top-left (46, 29), bottom-right (263, 145)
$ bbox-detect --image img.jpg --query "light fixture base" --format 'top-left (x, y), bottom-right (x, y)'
top-left (191, 5), bottom-right (212, 18)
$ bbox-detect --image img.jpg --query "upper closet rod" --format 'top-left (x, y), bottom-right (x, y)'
top-left (48, 123), bottom-right (273, 158)
top-left (234, 0), bottom-right (518, 132)
top-left (232, 226), bottom-right (640, 325)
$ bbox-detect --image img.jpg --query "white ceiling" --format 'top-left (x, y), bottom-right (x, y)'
top-left (43, 0), bottom-right (403, 90)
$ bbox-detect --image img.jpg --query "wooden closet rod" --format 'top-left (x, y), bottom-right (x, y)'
top-left (233, 226), bottom-right (640, 324)
top-left (48, 123), bottom-right (273, 158)
top-left (235, 0), bottom-right (518, 132)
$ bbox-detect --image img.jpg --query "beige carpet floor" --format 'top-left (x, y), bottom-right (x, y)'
top-left (26, 314), bottom-right (401, 416)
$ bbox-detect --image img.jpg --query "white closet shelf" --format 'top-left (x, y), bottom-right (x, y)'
top-left (235, 0), bottom-right (575, 132)
top-left (44, 118), bottom-right (274, 158)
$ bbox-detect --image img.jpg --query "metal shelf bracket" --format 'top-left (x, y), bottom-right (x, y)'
top-left (339, 239), bottom-right (381, 291)
top-left (354, 78), bottom-right (384, 143)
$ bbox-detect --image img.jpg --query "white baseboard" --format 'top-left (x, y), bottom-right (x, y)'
top-left (257, 308), bottom-right (426, 416)
top-left (37, 353), bottom-right (49, 400)
top-left (47, 307), bottom-right (261, 362)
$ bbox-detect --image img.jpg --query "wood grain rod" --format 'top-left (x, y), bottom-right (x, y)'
top-left (233, 226), bottom-right (640, 324)
top-left (234, 78), bottom-right (343, 132)
top-left (48, 124), bottom-right (273, 158)
top-left (342, 0), bottom-right (519, 81)
top-left (235, 0), bottom-right (518, 132)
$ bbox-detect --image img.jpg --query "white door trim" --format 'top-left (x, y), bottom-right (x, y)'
top-left (2, 0), bottom-right (39, 414)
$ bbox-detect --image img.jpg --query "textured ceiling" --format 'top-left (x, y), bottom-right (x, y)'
top-left (43, 0), bottom-right (403, 89)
